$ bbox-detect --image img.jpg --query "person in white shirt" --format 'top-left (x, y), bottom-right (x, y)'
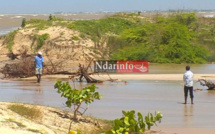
top-left (183, 66), bottom-right (194, 104)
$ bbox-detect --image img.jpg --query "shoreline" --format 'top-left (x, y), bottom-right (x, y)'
top-left (13, 73), bottom-right (215, 81)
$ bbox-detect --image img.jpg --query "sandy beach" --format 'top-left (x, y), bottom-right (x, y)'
top-left (0, 102), bottom-right (110, 134)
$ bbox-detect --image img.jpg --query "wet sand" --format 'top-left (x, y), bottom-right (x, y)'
top-left (0, 78), bottom-right (215, 134)
top-left (23, 73), bottom-right (215, 81)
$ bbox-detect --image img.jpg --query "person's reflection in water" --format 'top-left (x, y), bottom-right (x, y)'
top-left (33, 84), bottom-right (43, 104)
top-left (36, 84), bottom-right (43, 94)
top-left (183, 105), bottom-right (193, 125)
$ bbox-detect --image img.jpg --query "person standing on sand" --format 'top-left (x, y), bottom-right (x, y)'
top-left (183, 65), bottom-right (194, 104)
top-left (34, 51), bottom-right (44, 83)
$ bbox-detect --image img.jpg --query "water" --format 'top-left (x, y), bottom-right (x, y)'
top-left (0, 14), bottom-right (111, 36)
top-left (0, 27), bottom-right (18, 36)
top-left (0, 79), bottom-right (215, 129)
top-left (149, 63), bottom-right (215, 74)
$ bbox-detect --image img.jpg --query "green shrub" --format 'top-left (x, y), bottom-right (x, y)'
top-left (3, 30), bottom-right (18, 52)
top-left (111, 13), bottom-right (210, 63)
top-left (67, 17), bottom-right (137, 42)
top-left (54, 81), bottom-right (102, 120)
top-left (21, 18), bottom-right (26, 28)
top-left (72, 35), bottom-right (79, 41)
top-left (79, 33), bottom-right (86, 39)
top-left (49, 14), bottom-right (53, 21)
top-left (27, 19), bottom-right (52, 30)
top-left (105, 110), bottom-right (163, 134)
top-left (36, 33), bottom-right (49, 50)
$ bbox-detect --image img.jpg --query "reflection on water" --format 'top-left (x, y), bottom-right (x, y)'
top-left (0, 79), bottom-right (215, 128)
top-left (183, 105), bottom-right (193, 126)
top-left (36, 85), bottom-right (43, 93)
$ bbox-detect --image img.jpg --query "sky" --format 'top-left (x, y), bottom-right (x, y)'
top-left (0, 0), bottom-right (215, 14)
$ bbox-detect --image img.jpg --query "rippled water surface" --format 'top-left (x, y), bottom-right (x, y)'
top-left (0, 79), bottom-right (215, 128)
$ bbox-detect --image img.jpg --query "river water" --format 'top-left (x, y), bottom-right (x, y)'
top-left (0, 14), bottom-right (111, 36)
top-left (0, 76), bottom-right (215, 129)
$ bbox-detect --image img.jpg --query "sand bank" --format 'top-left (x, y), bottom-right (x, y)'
top-left (0, 102), bottom-right (108, 134)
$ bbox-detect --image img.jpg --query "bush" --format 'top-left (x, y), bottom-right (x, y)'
top-left (105, 110), bottom-right (163, 134)
top-left (54, 81), bottom-right (102, 120)
top-left (21, 18), bottom-right (26, 28)
top-left (36, 33), bottom-right (49, 50)
top-left (27, 19), bottom-right (52, 30)
top-left (3, 30), bottom-right (18, 52)
top-left (111, 13), bottom-right (210, 63)
top-left (72, 36), bottom-right (79, 41)
top-left (67, 17), bottom-right (137, 42)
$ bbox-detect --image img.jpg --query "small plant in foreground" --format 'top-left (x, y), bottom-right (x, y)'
top-left (54, 80), bottom-right (102, 120)
top-left (105, 110), bottom-right (163, 134)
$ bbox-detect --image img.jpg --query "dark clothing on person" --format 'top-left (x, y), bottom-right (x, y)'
top-left (184, 86), bottom-right (194, 98)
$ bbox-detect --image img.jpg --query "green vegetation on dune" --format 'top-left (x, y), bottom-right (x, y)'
top-left (2, 30), bottom-right (18, 52)
top-left (36, 33), bottom-right (50, 50)
top-left (111, 13), bottom-right (211, 63)
top-left (67, 17), bottom-right (139, 41)
top-left (196, 17), bottom-right (215, 62)
top-left (10, 13), bottom-right (215, 63)
top-left (21, 18), bottom-right (26, 28)
top-left (26, 19), bottom-right (53, 30)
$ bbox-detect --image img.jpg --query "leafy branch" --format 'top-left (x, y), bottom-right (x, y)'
top-left (54, 80), bottom-right (102, 120)
top-left (105, 110), bottom-right (163, 134)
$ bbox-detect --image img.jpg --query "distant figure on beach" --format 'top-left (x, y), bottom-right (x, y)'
top-left (34, 52), bottom-right (44, 83)
top-left (183, 66), bottom-right (194, 104)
